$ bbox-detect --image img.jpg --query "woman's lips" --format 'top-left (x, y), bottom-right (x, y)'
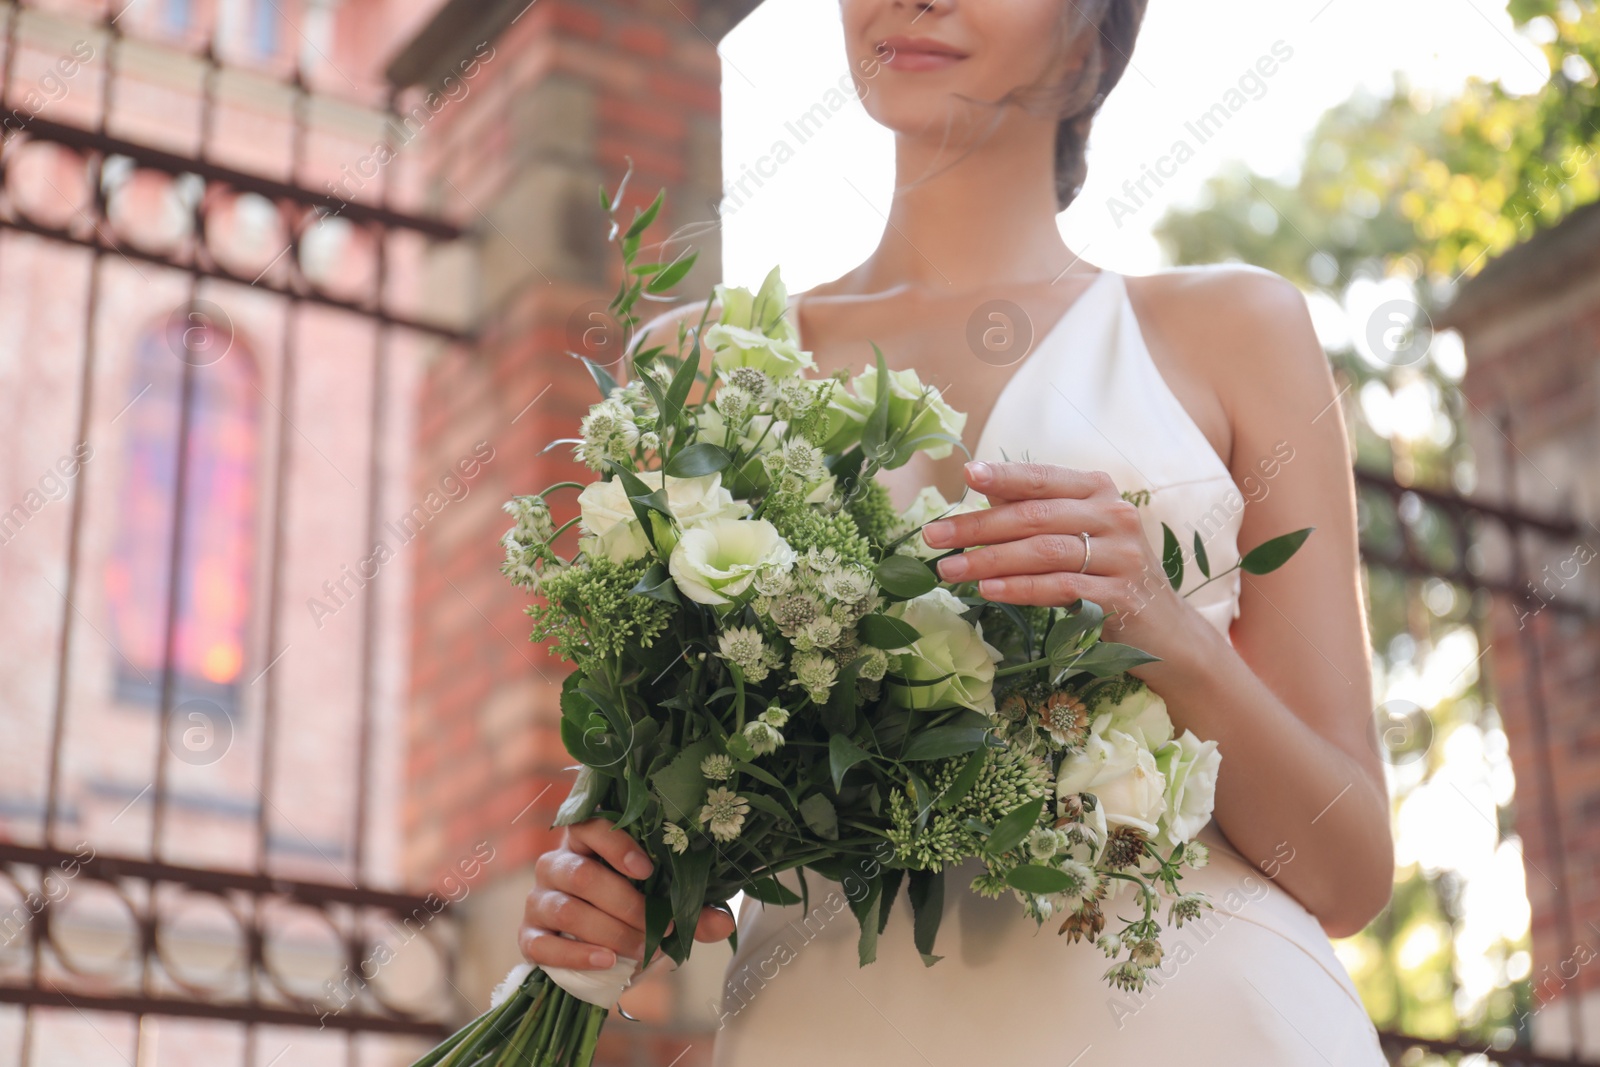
top-left (876, 36), bottom-right (968, 72)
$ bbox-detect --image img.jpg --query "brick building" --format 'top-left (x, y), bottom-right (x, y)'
top-left (1437, 200), bottom-right (1600, 1059)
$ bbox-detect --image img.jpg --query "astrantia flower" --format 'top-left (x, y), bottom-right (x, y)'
top-left (1026, 827), bottom-right (1062, 861)
top-left (743, 720), bottom-right (785, 756)
top-left (1037, 690), bottom-right (1091, 749)
top-left (853, 645), bottom-right (889, 682)
top-left (1184, 841), bottom-right (1211, 870)
top-left (662, 822), bottom-right (689, 854)
top-left (1170, 892), bottom-right (1211, 927)
top-left (759, 704), bottom-right (790, 729)
top-left (698, 787), bottom-right (750, 842)
top-left (1097, 933), bottom-right (1123, 958)
top-left (1128, 939), bottom-right (1164, 969)
top-left (669, 517), bottom-right (796, 606)
top-left (819, 565), bottom-right (873, 604)
top-left (724, 365), bottom-right (772, 402)
top-left (717, 626), bottom-right (768, 679)
top-left (1104, 960), bottom-right (1148, 993)
top-left (791, 650), bottom-right (839, 704)
top-left (577, 398), bottom-right (640, 470)
top-left (700, 754), bottom-right (734, 781)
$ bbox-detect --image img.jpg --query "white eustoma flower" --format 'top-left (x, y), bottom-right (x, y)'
top-left (829, 363), bottom-right (967, 467)
top-left (1056, 727), bottom-right (1168, 837)
top-left (704, 325), bottom-right (815, 380)
top-left (883, 587), bottom-right (1003, 715)
top-left (1155, 730), bottom-right (1222, 848)
top-left (669, 517), bottom-right (796, 606)
top-left (577, 472), bottom-right (750, 565)
top-left (712, 266), bottom-right (796, 341)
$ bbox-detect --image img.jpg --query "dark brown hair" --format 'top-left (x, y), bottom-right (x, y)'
top-left (1044, 0), bottom-right (1150, 211)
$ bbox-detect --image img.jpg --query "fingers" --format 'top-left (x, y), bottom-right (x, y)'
top-left (938, 532), bottom-right (1101, 583)
top-left (525, 887), bottom-right (646, 962)
top-left (922, 496), bottom-right (1099, 553)
top-left (536, 848), bottom-right (649, 931)
top-left (568, 819), bottom-right (655, 880)
top-left (520, 926), bottom-right (620, 971)
top-left (975, 570), bottom-right (1134, 609)
top-left (964, 461), bottom-right (1116, 502)
top-left (695, 904), bottom-right (737, 943)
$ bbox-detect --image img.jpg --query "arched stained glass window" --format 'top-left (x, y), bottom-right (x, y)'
top-left (107, 316), bottom-right (260, 714)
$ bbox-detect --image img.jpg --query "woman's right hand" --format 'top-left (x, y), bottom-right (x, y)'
top-left (520, 818), bottom-right (738, 971)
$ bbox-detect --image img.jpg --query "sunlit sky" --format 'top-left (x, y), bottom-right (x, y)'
top-left (717, 0), bottom-right (1551, 1010)
top-left (718, 0), bottom-right (1549, 287)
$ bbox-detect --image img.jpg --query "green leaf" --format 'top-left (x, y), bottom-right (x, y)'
top-left (662, 350), bottom-right (700, 425)
top-left (1161, 522), bottom-right (1184, 590)
top-left (907, 869), bottom-right (945, 966)
top-left (877, 867), bottom-right (905, 935)
top-left (799, 793), bottom-right (839, 840)
top-left (1067, 641), bottom-right (1161, 677)
top-left (829, 733), bottom-right (872, 791)
top-left (1240, 527), bottom-right (1315, 575)
top-left (899, 724), bottom-right (990, 762)
top-left (849, 875), bottom-right (885, 966)
top-left (875, 555), bottom-right (938, 599)
top-left (651, 738), bottom-right (717, 823)
top-left (860, 343), bottom-right (893, 467)
top-left (666, 845), bottom-right (712, 962)
top-left (858, 613), bottom-right (922, 650)
top-left (629, 562), bottom-right (681, 603)
top-left (821, 656), bottom-right (864, 735)
top-left (645, 250), bottom-right (698, 293)
top-left (553, 765), bottom-right (609, 826)
top-left (663, 442), bottom-right (732, 478)
top-left (616, 769), bottom-right (649, 830)
top-left (1005, 864), bottom-right (1074, 894)
top-left (742, 791), bottom-right (794, 827)
top-left (625, 189), bottom-right (664, 240)
top-left (935, 746), bottom-right (988, 811)
top-left (744, 876), bottom-right (801, 906)
top-left (643, 892), bottom-right (672, 968)
top-left (1044, 600), bottom-right (1105, 665)
top-left (1193, 530), bottom-right (1211, 579)
top-left (559, 714), bottom-right (628, 768)
top-left (577, 355), bottom-right (619, 401)
top-left (984, 795), bottom-right (1045, 856)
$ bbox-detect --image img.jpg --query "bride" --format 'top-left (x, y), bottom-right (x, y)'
top-left (519, 0), bottom-right (1394, 1062)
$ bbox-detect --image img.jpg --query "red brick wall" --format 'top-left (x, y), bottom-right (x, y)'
top-left (1453, 260), bottom-right (1600, 1056)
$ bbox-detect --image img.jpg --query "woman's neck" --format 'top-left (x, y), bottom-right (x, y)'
top-left (845, 123), bottom-right (1085, 295)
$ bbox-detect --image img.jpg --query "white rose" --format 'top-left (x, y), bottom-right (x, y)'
top-left (895, 486), bottom-right (990, 560)
top-left (1098, 684), bottom-right (1174, 750)
top-left (1155, 730), bottom-right (1221, 849)
top-left (669, 517), bottom-right (796, 606)
top-left (577, 473), bottom-right (751, 564)
top-left (1056, 728), bottom-right (1168, 837)
top-left (883, 587), bottom-right (1003, 715)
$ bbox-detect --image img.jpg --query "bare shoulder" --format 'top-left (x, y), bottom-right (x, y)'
top-left (1124, 264), bottom-right (1330, 421)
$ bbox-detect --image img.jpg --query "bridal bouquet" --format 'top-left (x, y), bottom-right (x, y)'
top-left (408, 173), bottom-right (1310, 1067)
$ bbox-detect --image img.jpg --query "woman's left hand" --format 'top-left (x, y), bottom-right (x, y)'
top-left (919, 460), bottom-right (1201, 663)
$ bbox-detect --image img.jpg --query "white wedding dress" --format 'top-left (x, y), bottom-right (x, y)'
top-left (709, 270), bottom-right (1388, 1065)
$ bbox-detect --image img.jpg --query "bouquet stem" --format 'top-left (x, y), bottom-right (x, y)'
top-left (411, 967), bottom-right (608, 1067)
